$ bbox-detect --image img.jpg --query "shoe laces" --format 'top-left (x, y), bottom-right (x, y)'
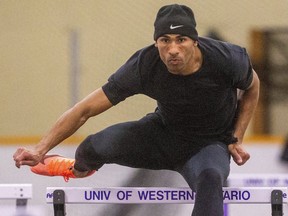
top-left (62, 167), bottom-right (73, 182)
top-left (48, 157), bottom-right (75, 182)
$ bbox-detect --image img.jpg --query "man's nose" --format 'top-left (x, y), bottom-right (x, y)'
top-left (168, 42), bottom-right (179, 56)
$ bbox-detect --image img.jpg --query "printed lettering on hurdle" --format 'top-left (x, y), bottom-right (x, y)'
top-left (46, 186), bottom-right (287, 216)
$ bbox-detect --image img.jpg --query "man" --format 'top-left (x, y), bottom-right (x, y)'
top-left (13, 4), bottom-right (259, 216)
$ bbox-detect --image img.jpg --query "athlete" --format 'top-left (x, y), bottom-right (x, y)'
top-left (13, 4), bottom-right (259, 215)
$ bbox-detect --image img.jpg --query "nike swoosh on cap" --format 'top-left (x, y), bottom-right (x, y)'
top-left (170, 24), bottom-right (184, 29)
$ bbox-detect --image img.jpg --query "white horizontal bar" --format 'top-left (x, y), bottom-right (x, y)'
top-left (0, 184), bottom-right (32, 199)
top-left (46, 187), bottom-right (288, 204)
top-left (228, 174), bottom-right (288, 187)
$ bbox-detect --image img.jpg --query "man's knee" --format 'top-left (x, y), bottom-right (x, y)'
top-left (197, 168), bottom-right (224, 188)
top-left (74, 135), bottom-right (104, 171)
top-left (76, 135), bottom-right (95, 157)
top-left (76, 134), bottom-right (107, 159)
top-left (191, 168), bottom-right (224, 216)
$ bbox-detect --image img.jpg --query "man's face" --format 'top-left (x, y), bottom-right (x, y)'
top-left (155, 34), bottom-right (197, 75)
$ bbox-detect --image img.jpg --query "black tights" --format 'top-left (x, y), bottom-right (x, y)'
top-left (192, 169), bottom-right (224, 216)
top-left (74, 113), bottom-right (230, 216)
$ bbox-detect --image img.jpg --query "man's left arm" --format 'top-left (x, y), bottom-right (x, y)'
top-left (229, 69), bottom-right (260, 166)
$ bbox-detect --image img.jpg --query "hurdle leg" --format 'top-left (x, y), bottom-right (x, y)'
top-left (16, 198), bottom-right (28, 207)
top-left (53, 190), bottom-right (66, 216)
top-left (14, 199), bottom-right (28, 216)
top-left (271, 190), bottom-right (283, 216)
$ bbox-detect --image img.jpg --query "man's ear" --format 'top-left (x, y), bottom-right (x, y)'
top-left (154, 42), bottom-right (158, 47)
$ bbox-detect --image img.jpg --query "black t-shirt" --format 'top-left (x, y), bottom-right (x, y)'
top-left (102, 37), bottom-right (253, 143)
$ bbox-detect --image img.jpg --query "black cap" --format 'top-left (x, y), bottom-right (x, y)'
top-left (154, 4), bottom-right (198, 41)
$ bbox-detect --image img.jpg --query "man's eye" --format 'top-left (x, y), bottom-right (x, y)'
top-left (161, 39), bottom-right (169, 43)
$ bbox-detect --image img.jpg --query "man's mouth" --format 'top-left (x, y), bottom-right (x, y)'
top-left (168, 58), bottom-right (181, 65)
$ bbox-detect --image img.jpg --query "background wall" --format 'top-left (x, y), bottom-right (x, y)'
top-left (1, 1), bottom-right (288, 215)
top-left (1, 0), bottom-right (288, 137)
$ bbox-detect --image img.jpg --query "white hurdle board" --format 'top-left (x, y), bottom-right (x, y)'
top-left (46, 187), bottom-right (288, 204)
top-left (0, 184), bottom-right (32, 208)
top-left (0, 184), bottom-right (32, 200)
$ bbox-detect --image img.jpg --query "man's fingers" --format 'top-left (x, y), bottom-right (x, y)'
top-left (232, 150), bottom-right (243, 165)
top-left (13, 147), bottom-right (39, 168)
top-left (13, 147), bottom-right (25, 160)
top-left (234, 150), bottom-right (250, 166)
top-left (13, 148), bottom-right (26, 168)
top-left (241, 152), bottom-right (250, 164)
top-left (18, 160), bottom-right (37, 167)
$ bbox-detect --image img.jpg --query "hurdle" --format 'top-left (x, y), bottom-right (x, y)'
top-left (0, 184), bottom-right (32, 208)
top-left (225, 173), bottom-right (288, 215)
top-left (46, 187), bottom-right (286, 216)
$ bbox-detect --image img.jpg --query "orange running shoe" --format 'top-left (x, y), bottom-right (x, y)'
top-left (31, 155), bottom-right (95, 182)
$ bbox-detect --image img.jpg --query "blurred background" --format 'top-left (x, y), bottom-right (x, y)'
top-left (1, 0), bottom-right (288, 215)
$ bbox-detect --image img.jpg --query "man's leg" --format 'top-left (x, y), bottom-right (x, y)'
top-left (177, 143), bottom-right (230, 216)
top-left (74, 113), bottom-right (173, 172)
top-left (31, 113), bottom-right (174, 181)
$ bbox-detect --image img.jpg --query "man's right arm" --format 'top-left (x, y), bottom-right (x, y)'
top-left (13, 87), bottom-right (113, 168)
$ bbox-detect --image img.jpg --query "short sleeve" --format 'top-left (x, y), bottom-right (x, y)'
top-left (102, 50), bottom-right (143, 105)
top-left (230, 47), bottom-right (253, 90)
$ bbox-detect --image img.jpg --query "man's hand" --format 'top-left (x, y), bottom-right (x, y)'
top-left (228, 143), bottom-right (250, 166)
top-left (13, 147), bottom-right (43, 168)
